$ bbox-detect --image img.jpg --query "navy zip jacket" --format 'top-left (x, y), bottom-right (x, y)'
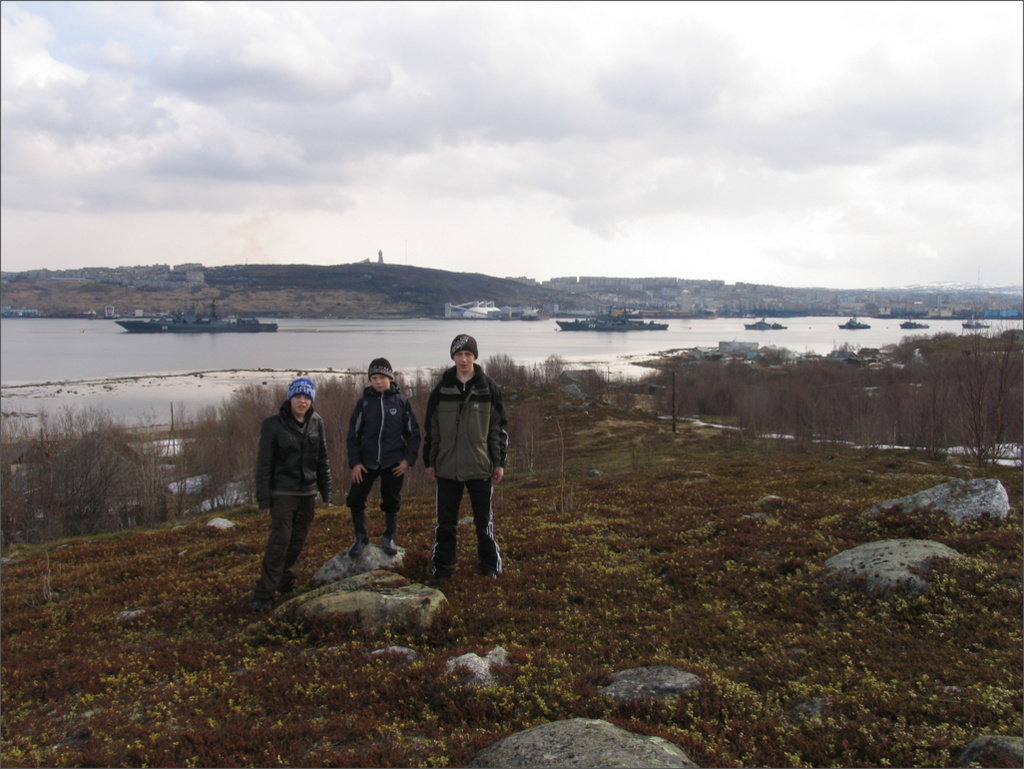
top-left (346, 383), bottom-right (421, 470)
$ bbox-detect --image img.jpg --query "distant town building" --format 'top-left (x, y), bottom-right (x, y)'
top-left (445, 300), bottom-right (501, 319)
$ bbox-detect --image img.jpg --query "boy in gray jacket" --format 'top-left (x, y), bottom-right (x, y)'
top-left (422, 335), bottom-right (508, 579)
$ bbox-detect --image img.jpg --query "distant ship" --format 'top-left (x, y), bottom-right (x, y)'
top-left (518, 308), bottom-right (549, 321)
top-left (899, 320), bottom-right (930, 329)
top-left (115, 301), bottom-right (278, 333)
top-left (962, 318), bottom-right (990, 329)
top-left (556, 310), bottom-right (668, 332)
top-left (838, 317), bottom-right (871, 330)
top-left (744, 318), bottom-right (787, 330)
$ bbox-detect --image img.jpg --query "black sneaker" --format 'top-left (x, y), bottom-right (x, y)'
top-left (381, 536), bottom-right (398, 556)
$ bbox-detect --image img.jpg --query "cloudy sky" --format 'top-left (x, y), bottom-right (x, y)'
top-left (2, 1), bottom-right (1021, 289)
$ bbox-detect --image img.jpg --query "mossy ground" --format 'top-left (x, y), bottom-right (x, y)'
top-left (2, 405), bottom-right (1021, 768)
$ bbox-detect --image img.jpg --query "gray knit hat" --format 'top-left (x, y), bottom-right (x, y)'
top-left (368, 358), bottom-right (394, 379)
top-left (450, 334), bottom-right (478, 359)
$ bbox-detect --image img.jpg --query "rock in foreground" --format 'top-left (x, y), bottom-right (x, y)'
top-left (470, 717), bottom-right (698, 768)
top-left (275, 570), bottom-right (445, 634)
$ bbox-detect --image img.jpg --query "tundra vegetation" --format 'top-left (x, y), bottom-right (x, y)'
top-left (1, 331), bottom-right (1021, 767)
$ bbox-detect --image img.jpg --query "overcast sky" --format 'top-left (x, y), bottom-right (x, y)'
top-left (2, 1), bottom-right (1021, 289)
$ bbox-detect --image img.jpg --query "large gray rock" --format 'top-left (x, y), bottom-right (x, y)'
top-left (275, 569), bottom-right (445, 634)
top-left (311, 544), bottom-right (405, 587)
top-left (823, 539), bottom-right (962, 596)
top-left (868, 479), bottom-right (1010, 522)
top-left (600, 665), bottom-right (702, 702)
top-left (956, 735), bottom-right (1024, 767)
top-left (470, 718), bottom-right (698, 768)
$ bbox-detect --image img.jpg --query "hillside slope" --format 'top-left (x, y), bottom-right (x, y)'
top-left (2, 418), bottom-right (1021, 768)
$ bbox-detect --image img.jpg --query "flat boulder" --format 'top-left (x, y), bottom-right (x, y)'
top-left (311, 544), bottom-right (405, 587)
top-left (470, 718), bottom-right (698, 768)
top-left (868, 479), bottom-right (1009, 522)
top-left (600, 665), bottom-right (702, 702)
top-left (275, 569), bottom-right (445, 634)
top-left (823, 539), bottom-right (962, 597)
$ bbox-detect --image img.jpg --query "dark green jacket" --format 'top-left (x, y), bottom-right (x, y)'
top-left (423, 364), bottom-right (508, 480)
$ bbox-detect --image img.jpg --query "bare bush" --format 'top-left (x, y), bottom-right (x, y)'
top-left (1, 407), bottom-right (168, 544)
top-left (485, 353), bottom-right (532, 388)
top-left (534, 355), bottom-right (566, 387)
top-left (951, 330), bottom-right (1023, 465)
top-left (507, 401), bottom-right (542, 475)
top-left (651, 330), bottom-right (1021, 463)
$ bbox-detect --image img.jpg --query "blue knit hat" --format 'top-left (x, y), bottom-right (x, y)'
top-left (287, 377), bottom-right (316, 401)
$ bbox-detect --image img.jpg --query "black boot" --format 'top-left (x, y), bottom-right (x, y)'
top-left (348, 510), bottom-right (369, 557)
top-left (382, 513), bottom-right (399, 556)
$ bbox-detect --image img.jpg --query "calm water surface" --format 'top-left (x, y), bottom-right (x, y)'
top-left (2, 316), bottom-right (1016, 423)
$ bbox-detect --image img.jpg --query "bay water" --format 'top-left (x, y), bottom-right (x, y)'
top-left (2, 315), bottom-right (1014, 424)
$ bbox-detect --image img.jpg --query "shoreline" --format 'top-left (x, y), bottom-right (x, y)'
top-left (0, 368), bottom-right (365, 424)
top-left (1, 358), bottom-right (644, 424)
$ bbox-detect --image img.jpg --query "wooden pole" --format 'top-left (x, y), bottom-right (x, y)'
top-left (672, 370), bottom-right (677, 433)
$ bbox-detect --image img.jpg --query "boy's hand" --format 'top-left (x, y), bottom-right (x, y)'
top-left (492, 467), bottom-right (504, 484)
top-left (351, 464), bottom-right (366, 483)
top-left (392, 460), bottom-right (409, 477)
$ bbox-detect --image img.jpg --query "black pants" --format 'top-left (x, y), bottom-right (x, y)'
top-left (432, 476), bottom-right (502, 577)
top-left (253, 493), bottom-right (315, 601)
top-left (345, 465), bottom-right (404, 522)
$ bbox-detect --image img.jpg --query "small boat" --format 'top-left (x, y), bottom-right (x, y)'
top-left (839, 317), bottom-right (871, 330)
top-left (556, 310), bottom-right (668, 331)
top-left (962, 319), bottom-right (990, 329)
top-left (115, 301), bottom-right (278, 333)
top-left (744, 318), bottom-right (787, 330)
top-left (899, 320), bottom-right (930, 329)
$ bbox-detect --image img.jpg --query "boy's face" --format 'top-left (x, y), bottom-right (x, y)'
top-left (289, 394), bottom-right (312, 420)
top-left (369, 374), bottom-right (391, 392)
top-left (453, 349), bottom-right (476, 374)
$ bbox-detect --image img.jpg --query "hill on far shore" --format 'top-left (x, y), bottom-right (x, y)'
top-left (0, 263), bottom-right (580, 319)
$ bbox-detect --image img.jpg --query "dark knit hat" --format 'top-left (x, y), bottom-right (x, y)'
top-left (287, 377), bottom-right (316, 401)
top-left (368, 358), bottom-right (394, 379)
top-left (450, 334), bottom-right (479, 359)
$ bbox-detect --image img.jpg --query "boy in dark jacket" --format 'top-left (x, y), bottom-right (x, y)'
top-left (252, 377), bottom-right (332, 611)
top-left (423, 335), bottom-right (508, 579)
top-left (345, 358), bottom-right (421, 557)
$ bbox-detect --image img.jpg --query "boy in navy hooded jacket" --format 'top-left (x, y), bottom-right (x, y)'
top-left (345, 358), bottom-right (421, 556)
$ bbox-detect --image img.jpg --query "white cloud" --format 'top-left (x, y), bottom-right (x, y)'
top-left (1, 0), bottom-right (1021, 288)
